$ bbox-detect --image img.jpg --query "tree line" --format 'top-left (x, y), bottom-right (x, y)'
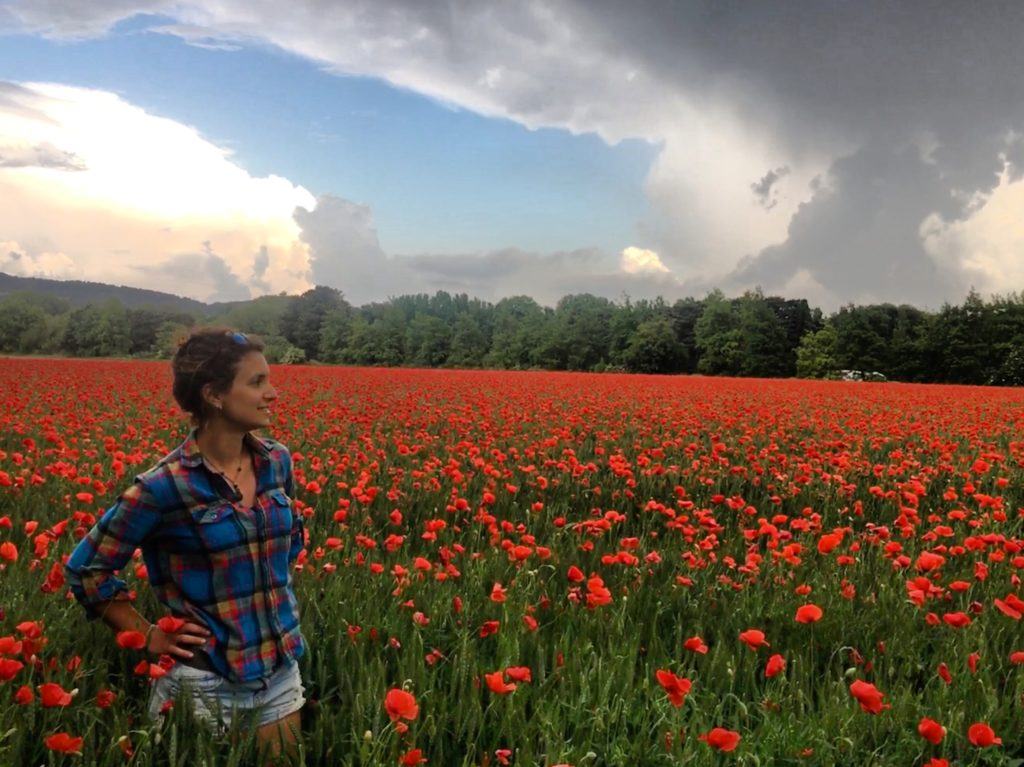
top-left (0, 286), bottom-right (1022, 385)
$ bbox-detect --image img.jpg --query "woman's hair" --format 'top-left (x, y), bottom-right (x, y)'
top-left (172, 327), bottom-right (266, 426)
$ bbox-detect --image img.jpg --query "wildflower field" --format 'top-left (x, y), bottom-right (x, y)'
top-left (2, 357), bottom-right (1024, 766)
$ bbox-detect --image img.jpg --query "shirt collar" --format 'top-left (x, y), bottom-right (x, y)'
top-left (179, 425), bottom-right (270, 468)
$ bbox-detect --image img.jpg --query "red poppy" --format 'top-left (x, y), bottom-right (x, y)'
top-left (942, 612), bottom-right (971, 628)
top-left (479, 621), bottom-right (500, 638)
top-left (116, 630), bottom-right (147, 650)
top-left (384, 689), bottom-right (419, 722)
top-left (794, 604), bottom-right (823, 623)
top-left (697, 728), bottom-right (740, 752)
top-left (484, 671), bottom-right (517, 695)
top-left (738, 629), bottom-right (769, 650)
top-left (765, 654), bottom-right (786, 679)
top-left (848, 680), bottom-right (889, 714)
top-left (505, 666), bottom-right (532, 683)
top-left (38, 682), bottom-right (73, 707)
top-left (654, 669), bottom-right (692, 707)
top-left (490, 583), bottom-right (507, 603)
top-left (13, 685), bottom-right (32, 705)
top-left (967, 723), bottom-right (1001, 747)
top-left (683, 636), bottom-right (708, 654)
top-left (44, 732), bottom-right (83, 754)
top-left (917, 717), bottom-right (945, 744)
top-left (399, 748), bottom-right (426, 765)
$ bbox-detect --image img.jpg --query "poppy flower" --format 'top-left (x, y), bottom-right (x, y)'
top-left (13, 685), bottom-right (32, 705)
top-left (505, 666), bottom-right (532, 683)
top-left (697, 727), bottom-right (740, 752)
top-left (936, 663), bottom-right (952, 684)
top-left (922, 760), bottom-right (949, 767)
top-left (848, 680), bottom-right (889, 714)
top-left (490, 583), bottom-right (507, 603)
top-left (683, 636), bottom-right (708, 654)
top-left (967, 723), bottom-right (1001, 747)
top-left (917, 717), bottom-right (945, 744)
top-left (116, 630), bottom-right (147, 650)
top-left (765, 654), bottom-right (786, 679)
top-left (399, 748), bottom-right (426, 765)
top-left (484, 671), bottom-right (517, 695)
top-left (739, 629), bottom-right (769, 650)
top-left (156, 616), bottom-right (186, 633)
top-left (794, 604), bottom-right (823, 623)
top-left (44, 732), bottom-right (83, 754)
top-left (0, 658), bottom-right (24, 681)
top-left (384, 689), bottom-right (419, 722)
top-left (479, 621), bottom-right (500, 638)
top-left (654, 669), bottom-right (692, 707)
top-left (38, 683), bottom-right (73, 707)
top-left (567, 566), bottom-right (585, 583)
top-left (942, 612), bottom-right (971, 628)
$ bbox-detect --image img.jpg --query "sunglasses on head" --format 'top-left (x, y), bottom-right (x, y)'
top-left (227, 331), bottom-right (248, 345)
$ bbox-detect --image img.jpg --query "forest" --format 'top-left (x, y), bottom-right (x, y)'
top-left (0, 285), bottom-right (1021, 385)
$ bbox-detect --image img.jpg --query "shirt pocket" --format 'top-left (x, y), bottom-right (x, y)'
top-left (190, 501), bottom-right (245, 553)
top-left (264, 488), bottom-right (294, 538)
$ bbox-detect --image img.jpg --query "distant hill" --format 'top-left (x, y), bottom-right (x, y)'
top-left (0, 272), bottom-right (280, 313)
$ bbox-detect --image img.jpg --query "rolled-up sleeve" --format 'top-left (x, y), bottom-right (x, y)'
top-left (64, 478), bottom-right (161, 621)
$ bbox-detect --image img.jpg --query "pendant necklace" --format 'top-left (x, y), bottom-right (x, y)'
top-left (205, 446), bottom-right (247, 497)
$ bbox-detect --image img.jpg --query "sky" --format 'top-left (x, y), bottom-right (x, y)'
top-left (1, 2), bottom-right (1023, 311)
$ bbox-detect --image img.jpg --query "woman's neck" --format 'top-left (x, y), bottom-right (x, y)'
top-left (195, 422), bottom-right (248, 467)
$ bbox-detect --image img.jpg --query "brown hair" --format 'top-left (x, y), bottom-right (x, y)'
top-left (172, 327), bottom-right (266, 427)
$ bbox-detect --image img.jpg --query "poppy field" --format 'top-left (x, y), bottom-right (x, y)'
top-left (2, 356), bottom-right (1024, 766)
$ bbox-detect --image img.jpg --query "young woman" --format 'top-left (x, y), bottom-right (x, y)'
top-left (64, 328), bottom-right (307, 764)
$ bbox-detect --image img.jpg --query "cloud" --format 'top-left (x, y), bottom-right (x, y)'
top-left (0, 239), bottom-right (79, 279)
top-left (129, 240), bottom-right (252, 303)
top-left (0, 141), bottom-right (86, 170)
top-left (620, 246), bottom-right (669, 274)
top-left (5, 2), bottom-right (1024, 306)
top-left (294, 195), bottom-right (685, 305)
top-left (751, 167), bottom-right (789, 210)
top-left (0, 80), bottom-right (315, 303)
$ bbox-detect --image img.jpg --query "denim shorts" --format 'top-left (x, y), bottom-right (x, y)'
top-left (146, 658), bottom-right (305, 732)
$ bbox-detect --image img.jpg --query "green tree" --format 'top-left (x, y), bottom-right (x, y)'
top-left (406, 313), bottom-right (451, 367)
top-left (63, 300), bottom-right (131, 357)
top-left (796, 324), bottom-right (839, 378)
top-left (735, 290), bottom-right (790, 377)
top-left (280, 286), bottom-right (350, 361)
top-left (621, 317), bottom-right (688, 373)
top-left (694, 290), bottom-right (744, 375)
top-left (448, 314), bottom-right (487, 368)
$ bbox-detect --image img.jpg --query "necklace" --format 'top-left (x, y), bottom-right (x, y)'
top-left (204, 446), bottom-right (248, 495)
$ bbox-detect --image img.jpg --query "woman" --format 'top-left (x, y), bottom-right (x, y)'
top-left (65, 328), bottom-right (307, 764)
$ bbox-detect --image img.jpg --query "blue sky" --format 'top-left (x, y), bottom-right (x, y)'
top-left (1, 2), bottom-right (1021, 310)
top-left (0, 14), bottom-right (656, 257)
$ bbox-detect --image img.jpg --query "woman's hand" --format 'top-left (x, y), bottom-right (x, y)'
top-left (146, 621), bottom-right (213, 659)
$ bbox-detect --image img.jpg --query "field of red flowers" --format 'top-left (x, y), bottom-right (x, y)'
top-left (2, 356), bottom-right (1024, 766)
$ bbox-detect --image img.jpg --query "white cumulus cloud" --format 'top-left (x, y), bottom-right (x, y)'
top-left (619, 246), bottom-right (669, 274)
top-left (0, 80), bottom-right (316, 302)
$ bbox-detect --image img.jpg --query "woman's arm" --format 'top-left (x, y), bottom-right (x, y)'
top-left (64, 479), bottom-right (161, 621)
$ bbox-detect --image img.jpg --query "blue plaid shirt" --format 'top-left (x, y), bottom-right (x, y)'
top-left (65, 427), bottom-right (307, 683)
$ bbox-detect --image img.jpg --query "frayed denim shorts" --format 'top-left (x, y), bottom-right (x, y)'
top-left (146, 658), bottom-right (305, 731)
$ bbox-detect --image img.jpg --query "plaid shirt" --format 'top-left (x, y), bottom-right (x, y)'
top-left (65, 427), bottom-right (306, 683)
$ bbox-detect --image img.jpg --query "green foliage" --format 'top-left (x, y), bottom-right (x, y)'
top-left (796, 324), bottom-right (839, 378)
top-left (280, 286), bottom-right (350, 361)
top-left (621, 318), bottom-right (688, 374)
top-left (5, 283), bottom-right (1024, 385)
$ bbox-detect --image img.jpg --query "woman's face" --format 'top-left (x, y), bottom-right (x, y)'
top-left (206, 351), bottom-right (278, 430)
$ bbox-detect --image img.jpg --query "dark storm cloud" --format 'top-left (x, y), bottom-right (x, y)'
top-left (751, 166), bottom-right (789, 210)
